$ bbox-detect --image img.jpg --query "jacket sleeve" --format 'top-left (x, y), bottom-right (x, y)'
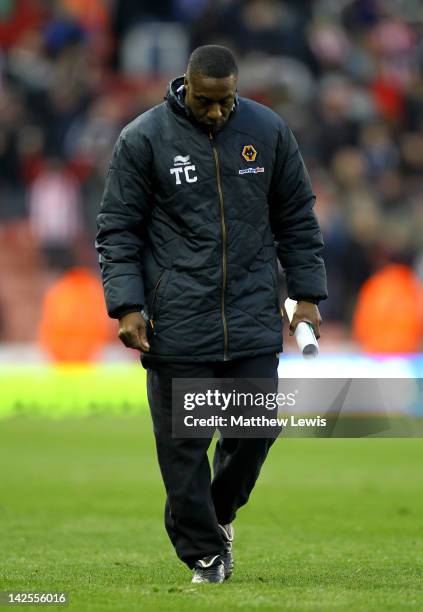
top-left (95, 128), bottom-right (153, 318)
top-left (268, 123), bottom-right (327, 303)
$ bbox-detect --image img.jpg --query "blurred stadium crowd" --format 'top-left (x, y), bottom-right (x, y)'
top-left (0, 0), bottom-right (422, 350)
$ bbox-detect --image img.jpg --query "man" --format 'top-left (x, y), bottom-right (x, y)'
top-left (96, 45), bottom-right (327, 584)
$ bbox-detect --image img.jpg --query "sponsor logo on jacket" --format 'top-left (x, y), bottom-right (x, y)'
top-left (239, 167), bottom-right (265, 175)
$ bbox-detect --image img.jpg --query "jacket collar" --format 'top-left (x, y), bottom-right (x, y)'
top-left (165, 76), bottom-right (189, 116)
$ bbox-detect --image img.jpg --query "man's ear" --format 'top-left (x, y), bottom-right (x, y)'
top-left (183, 74), bottom-right (189, 89)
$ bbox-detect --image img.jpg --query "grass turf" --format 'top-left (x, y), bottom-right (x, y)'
top-left (0, 416), bottom-right (422, 611)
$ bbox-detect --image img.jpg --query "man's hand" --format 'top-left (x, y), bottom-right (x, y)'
top-left (289, 300), bottom-right (322, 339)
top-left (118, 312), bottom-right (150, 352)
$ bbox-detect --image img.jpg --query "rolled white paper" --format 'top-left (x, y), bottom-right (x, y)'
top-left (284, 298), bottom-right (319, 359)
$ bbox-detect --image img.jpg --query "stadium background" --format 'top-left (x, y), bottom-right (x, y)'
top-left (0, 1), bottom-right (422, 610)
top-left (1, 0), bottom-right (423, 370)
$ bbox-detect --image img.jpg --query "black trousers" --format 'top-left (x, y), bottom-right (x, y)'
top-left (145, 353), bottom-right (279, 568)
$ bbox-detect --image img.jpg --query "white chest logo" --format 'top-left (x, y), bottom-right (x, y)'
top-left (170, 155), bottom-right (198, 185)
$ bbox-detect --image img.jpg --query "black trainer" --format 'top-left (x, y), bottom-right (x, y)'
top-left (191, 554), bottom-right (225, 584)
top-left (218, 523), bottom-right (234, 579)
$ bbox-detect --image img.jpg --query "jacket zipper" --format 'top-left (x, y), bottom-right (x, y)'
top-left (210, 133), bottom-right (229, 360)
top-left (150, 272), bottom-right (165, 335)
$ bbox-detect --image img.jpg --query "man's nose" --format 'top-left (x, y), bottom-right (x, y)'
top-left (207, 103), bottom-right (223, 121)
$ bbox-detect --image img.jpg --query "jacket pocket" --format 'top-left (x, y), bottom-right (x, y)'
top-left (149, 270), bottom-right (170, 335)
top-left (268, 258), bottom-right (280, 311)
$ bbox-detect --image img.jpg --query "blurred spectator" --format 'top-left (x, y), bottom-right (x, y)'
top-left (120, 21), bottom-right (188, 76)
top-left (191, 0), bottom-right (317, 69)
top-left (38, 266), bottom-right (111, 362)
top-left (0, 85), bottom-right (26, 219)
top-left (0, 0), bottom-right (47, 50)
top-left (60, 0), bottom-right (110, 32)
top-left (28, 158), bottom-right (82, 270)
top-left (353, 264), bottom-right (423, 353)
top-left (359, 121), bottom-right (399, 179)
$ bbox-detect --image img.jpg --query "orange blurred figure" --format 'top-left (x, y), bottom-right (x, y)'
top-left (60, 0), bottom-right (109, 30)
top-left (38, 267), bottom-right (111, 362)
top-left (353, 264), bottom-right (423, 354)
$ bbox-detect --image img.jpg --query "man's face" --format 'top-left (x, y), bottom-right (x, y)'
top-left (184, 73), bottom-right (237, 132)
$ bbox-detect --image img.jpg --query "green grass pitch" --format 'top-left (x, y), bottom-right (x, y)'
top-left (0, 416), bottom-right (422, 611)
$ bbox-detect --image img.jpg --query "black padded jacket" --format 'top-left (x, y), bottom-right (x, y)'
top-left (96, 76), bottom-right (327, 362)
